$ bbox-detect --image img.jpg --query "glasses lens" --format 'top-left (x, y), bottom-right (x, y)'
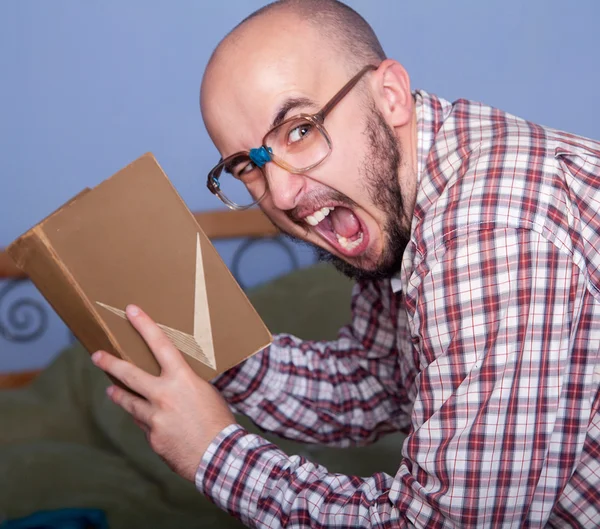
top-left (265, 117), bottom-right (330, 172)
top-left (211, 154), bottom-right (266, 208)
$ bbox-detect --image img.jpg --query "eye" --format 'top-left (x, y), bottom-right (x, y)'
top-left (234, 162), bottom-right (256, 180)
top-left (224, 157), bottom-right (256, 180)
top-left (288, 122), bottom-right (312, 144)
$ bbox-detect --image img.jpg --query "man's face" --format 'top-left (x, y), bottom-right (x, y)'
top-left (310, 102), bottom-right (410, 282)
top-left (201, 23), bottom-right (412, 281)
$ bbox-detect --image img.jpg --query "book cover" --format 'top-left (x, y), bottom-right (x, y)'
top-left (7, 153), bottom-right (272, 381)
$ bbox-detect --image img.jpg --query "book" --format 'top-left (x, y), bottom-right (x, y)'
top-left (7, 153), bottom-right (272, 381)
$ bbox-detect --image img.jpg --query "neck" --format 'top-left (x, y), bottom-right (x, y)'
top-left (395, 103), bottom-right (419, 222)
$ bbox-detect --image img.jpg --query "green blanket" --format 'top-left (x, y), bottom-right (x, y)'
top-left (0, 264), bottom-right (404, 528)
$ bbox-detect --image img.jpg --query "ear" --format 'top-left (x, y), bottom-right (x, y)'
top-left (370, 59), bottom-right (412, 128)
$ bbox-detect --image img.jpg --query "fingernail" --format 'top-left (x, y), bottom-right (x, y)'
top-left (126, 304), bottom-right (140, 317)
top-left (91, 352), bottom-right (102, 363)
top-left (106, 386), bottom-right (114, 397)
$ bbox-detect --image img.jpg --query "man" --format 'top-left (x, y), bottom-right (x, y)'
top-left (91, 0), bottom-right (600, 527)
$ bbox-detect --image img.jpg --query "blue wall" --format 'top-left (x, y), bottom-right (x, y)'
top-left (1, 0), bottom-right (598, 371)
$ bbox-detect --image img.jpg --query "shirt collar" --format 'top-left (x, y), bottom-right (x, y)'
top-left (414, 89), bottom-right (449, 186)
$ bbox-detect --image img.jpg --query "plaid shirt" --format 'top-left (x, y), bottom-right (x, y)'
top-left (197, 90), bottom-right (600, 528)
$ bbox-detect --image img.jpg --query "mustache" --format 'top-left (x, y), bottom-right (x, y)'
top-left (284, 190), bottom-right (360, 224)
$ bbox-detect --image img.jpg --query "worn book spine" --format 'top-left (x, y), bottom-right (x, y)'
top-left (7, 228), bottom-right (129, 388)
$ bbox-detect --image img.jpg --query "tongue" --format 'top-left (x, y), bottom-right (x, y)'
top-left (330, 207), bottom-right (361, 238)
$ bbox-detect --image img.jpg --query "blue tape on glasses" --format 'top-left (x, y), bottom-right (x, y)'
top-left (249, 146), bottom-right (272, 168)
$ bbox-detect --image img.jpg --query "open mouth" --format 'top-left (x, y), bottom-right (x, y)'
top-left (302, 205), bottom-right (369, 257)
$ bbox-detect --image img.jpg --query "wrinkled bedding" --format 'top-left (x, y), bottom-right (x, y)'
top-left (0, 264), bottom-right (404, 528)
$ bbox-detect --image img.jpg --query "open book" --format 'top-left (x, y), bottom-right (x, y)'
top-left (8, 153), bottom-right (272, 381)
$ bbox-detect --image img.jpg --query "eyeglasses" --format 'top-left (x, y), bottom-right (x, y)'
top-left (206, 64), bottom-right (378, 210)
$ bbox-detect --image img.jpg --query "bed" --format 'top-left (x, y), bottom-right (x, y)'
top-left (0, 208), bottom-right (404, 528)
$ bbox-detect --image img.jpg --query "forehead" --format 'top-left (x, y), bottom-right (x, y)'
top-left (201, 23), bottom-right (347, 157)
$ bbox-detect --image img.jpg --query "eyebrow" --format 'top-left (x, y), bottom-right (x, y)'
top-left (269, 97), bottom-right (318, 130)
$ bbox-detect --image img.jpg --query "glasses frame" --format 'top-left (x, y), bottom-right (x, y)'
top-left (207, 64), bottom-right (378, 210)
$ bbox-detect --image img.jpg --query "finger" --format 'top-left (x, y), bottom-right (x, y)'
top-left (133, 418), bottom-right (149, 433)
top-left (106, 385), bottom-right (154, 425)
top-left (124, 304), bottom-right (187, 373)
top-left (91, 350), bottom-right (156, 399)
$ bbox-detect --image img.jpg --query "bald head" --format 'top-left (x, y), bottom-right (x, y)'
top-left (201, 1), bottom-right (387, 151)
top-left (229, 0), bottom-right (386, 74)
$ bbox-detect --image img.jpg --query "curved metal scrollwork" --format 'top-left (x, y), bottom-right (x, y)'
top-left (0, 280), bottom-right (49, 342)
top-left (231, 236), bottom-right (300, 290)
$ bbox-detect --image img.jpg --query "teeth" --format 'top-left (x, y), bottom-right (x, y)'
top-left (304, 206), bottom-right (334, 227)
top-left (336, 232), bottom-right (363, 251)
top-left (302, 207), bottom-right (363, 252)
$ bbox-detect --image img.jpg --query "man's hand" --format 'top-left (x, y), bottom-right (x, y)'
top-left (91, 304), bottom-right (236, 482)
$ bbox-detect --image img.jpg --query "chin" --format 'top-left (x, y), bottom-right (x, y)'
top-left (314, 245), bottom-right (403, 283)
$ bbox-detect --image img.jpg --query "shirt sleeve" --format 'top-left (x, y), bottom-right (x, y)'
top-left (197, 228), bottom-right (594, 528)
top-left (213, 278), bottom-right (412, 447)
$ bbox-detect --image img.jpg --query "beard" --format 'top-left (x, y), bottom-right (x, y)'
top-left (311, 105), bottom-right (411, 282)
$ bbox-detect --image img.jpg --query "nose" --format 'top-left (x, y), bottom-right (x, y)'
top-left (264, 162), bottom-right (305, 211)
